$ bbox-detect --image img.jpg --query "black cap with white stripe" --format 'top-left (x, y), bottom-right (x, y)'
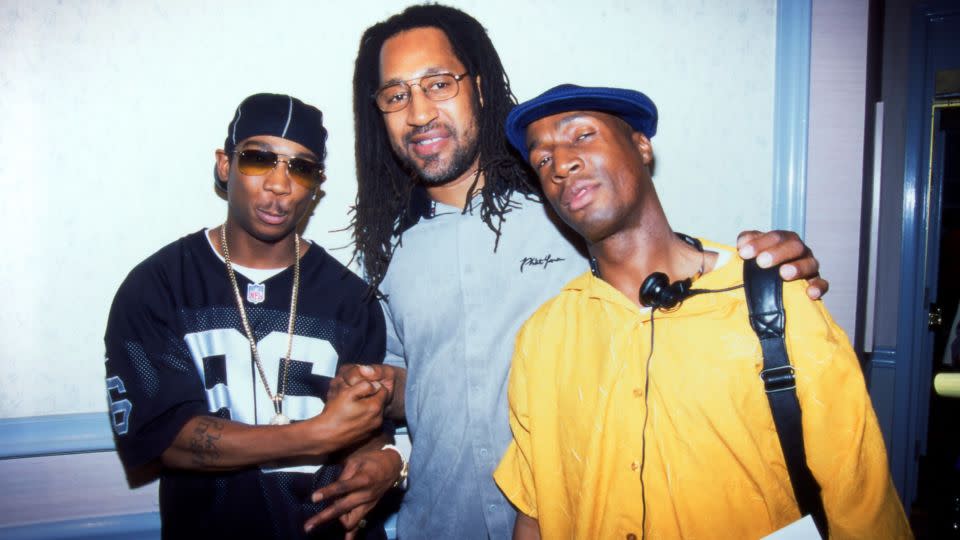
top-left (216, 93), bottom-right (327, 190)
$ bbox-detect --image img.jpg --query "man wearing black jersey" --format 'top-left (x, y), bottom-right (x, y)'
top-left (104, 93), bottom-right (393, 539)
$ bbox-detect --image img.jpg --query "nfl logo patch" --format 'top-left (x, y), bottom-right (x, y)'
top-left (246, 283), bottom-right (266, 304)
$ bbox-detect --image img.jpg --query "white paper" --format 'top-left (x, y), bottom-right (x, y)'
top-left (761, 515), bottom-right (822, 540)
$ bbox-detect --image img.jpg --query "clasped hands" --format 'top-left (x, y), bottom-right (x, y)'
top-left (305, 364), bottom-right (405, 537)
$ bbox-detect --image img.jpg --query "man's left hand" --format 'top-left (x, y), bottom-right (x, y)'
top-left (737, 230), bottom-right (829, 300)
top-left (304, 447), bottom-right (402, 537)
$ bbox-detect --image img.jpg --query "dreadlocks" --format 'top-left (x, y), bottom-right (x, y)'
top-left (351, 4), bottom-right (539, 290)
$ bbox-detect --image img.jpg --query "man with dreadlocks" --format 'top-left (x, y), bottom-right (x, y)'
top-left (308, 5), bottom-right (830, 539)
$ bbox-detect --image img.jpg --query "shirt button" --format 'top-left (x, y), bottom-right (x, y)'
top-left (480, 448), bottom-right (488, 458)
top-left (488, 504), bottom-right (497, 512)
top-left (627, 534), bottom-right (638, 540)
top-left (633, 388), bottom-right (643, 398)
top-left (630, 460), bottom-right (640, 471)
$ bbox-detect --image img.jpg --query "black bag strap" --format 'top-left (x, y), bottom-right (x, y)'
top-left (743, 259), bottom-right (829, 539)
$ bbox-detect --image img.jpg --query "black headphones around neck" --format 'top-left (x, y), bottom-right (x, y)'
top-left (590, 233), bottom-right (705, 310)
top-left (589, 233), bottom-right (738, 540)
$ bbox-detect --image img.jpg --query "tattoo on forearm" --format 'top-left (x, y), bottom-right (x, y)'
top-left (189, 417), bottom-right (224, 467)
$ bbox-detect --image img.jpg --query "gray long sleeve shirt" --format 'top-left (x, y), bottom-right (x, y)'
top-left (381, 194), bottom-right (587, 539)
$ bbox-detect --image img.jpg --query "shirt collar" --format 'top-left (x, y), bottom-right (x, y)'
top-left (396, 184), bottom-right (537, 234)
top-left (563, 239), bottom-right (743, 319)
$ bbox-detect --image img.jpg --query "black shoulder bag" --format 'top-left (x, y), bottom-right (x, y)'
top-left (743, 259), bottom-right (829, 539)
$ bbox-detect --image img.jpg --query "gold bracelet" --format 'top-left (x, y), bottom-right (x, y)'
top-left (381, 444), bottom-right (409, 489)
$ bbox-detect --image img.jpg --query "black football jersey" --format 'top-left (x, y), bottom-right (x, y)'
top-left (104, 230), bottom-right (385, 539)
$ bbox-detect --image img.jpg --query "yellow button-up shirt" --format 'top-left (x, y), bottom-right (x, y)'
top-left (494, 242), bottom-right (910, 539)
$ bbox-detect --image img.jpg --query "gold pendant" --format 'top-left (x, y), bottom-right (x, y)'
top-left (270, 413), bottom-right (290, 426)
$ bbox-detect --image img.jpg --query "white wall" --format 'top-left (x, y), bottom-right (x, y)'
top-left (0, 0), bottom-right (777, 418)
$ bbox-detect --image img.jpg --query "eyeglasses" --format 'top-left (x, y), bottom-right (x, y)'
top-left (374, 72), bottom-right (470, 113)
top-left (233, 149), bottom-right (325, 186)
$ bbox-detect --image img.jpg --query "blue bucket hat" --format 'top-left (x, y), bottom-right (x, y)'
top-left (505, 84), bottom-right (658, 162)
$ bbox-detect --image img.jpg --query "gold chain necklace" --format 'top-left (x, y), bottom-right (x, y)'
top-left (220, 224), bottom-right (300, 425)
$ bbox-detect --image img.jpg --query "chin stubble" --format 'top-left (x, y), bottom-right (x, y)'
top-left (399, 122), bottom-right (480, 186)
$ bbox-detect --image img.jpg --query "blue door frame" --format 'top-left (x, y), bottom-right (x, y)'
top-left (890, 1), bottom-right (960, 509)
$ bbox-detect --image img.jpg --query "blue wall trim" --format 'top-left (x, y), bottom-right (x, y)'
top-left (772, 0), bottom-right (811, 235)
top-left (0, 512), bottom-right (160, 540)
top-left (0, 412), bottom-right (115, 459)
top-left (0, 412), bottom-right (410, 459)
top-left (0, 512), bottom-right (398, 540)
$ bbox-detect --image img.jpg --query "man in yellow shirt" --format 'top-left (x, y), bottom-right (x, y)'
top-left (493, 84), bottom-right (912, 539)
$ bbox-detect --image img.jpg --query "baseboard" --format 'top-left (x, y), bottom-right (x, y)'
top-left (0, 512), bottom-right (160, 540)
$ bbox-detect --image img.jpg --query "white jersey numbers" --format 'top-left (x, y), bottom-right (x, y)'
top-left (106, 375), bottom-right (133, 435)
top-left (183, 329), bottom-right (339, 424)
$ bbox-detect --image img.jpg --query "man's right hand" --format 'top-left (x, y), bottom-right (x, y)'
top-left (331, 364), bottom-right (407, 420)
top-left (313, 380), bottom-right (388, 450)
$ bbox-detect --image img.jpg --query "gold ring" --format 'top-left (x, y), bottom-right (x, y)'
top-left (358, 519), bottom-right (368, 529)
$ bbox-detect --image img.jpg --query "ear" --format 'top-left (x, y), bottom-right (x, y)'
top-left (215, 149), bottom-right (231, 185)
top-left (474, 74), bottom-right (483, 108)
top-left (631, 132), bottom-right (653, 166)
